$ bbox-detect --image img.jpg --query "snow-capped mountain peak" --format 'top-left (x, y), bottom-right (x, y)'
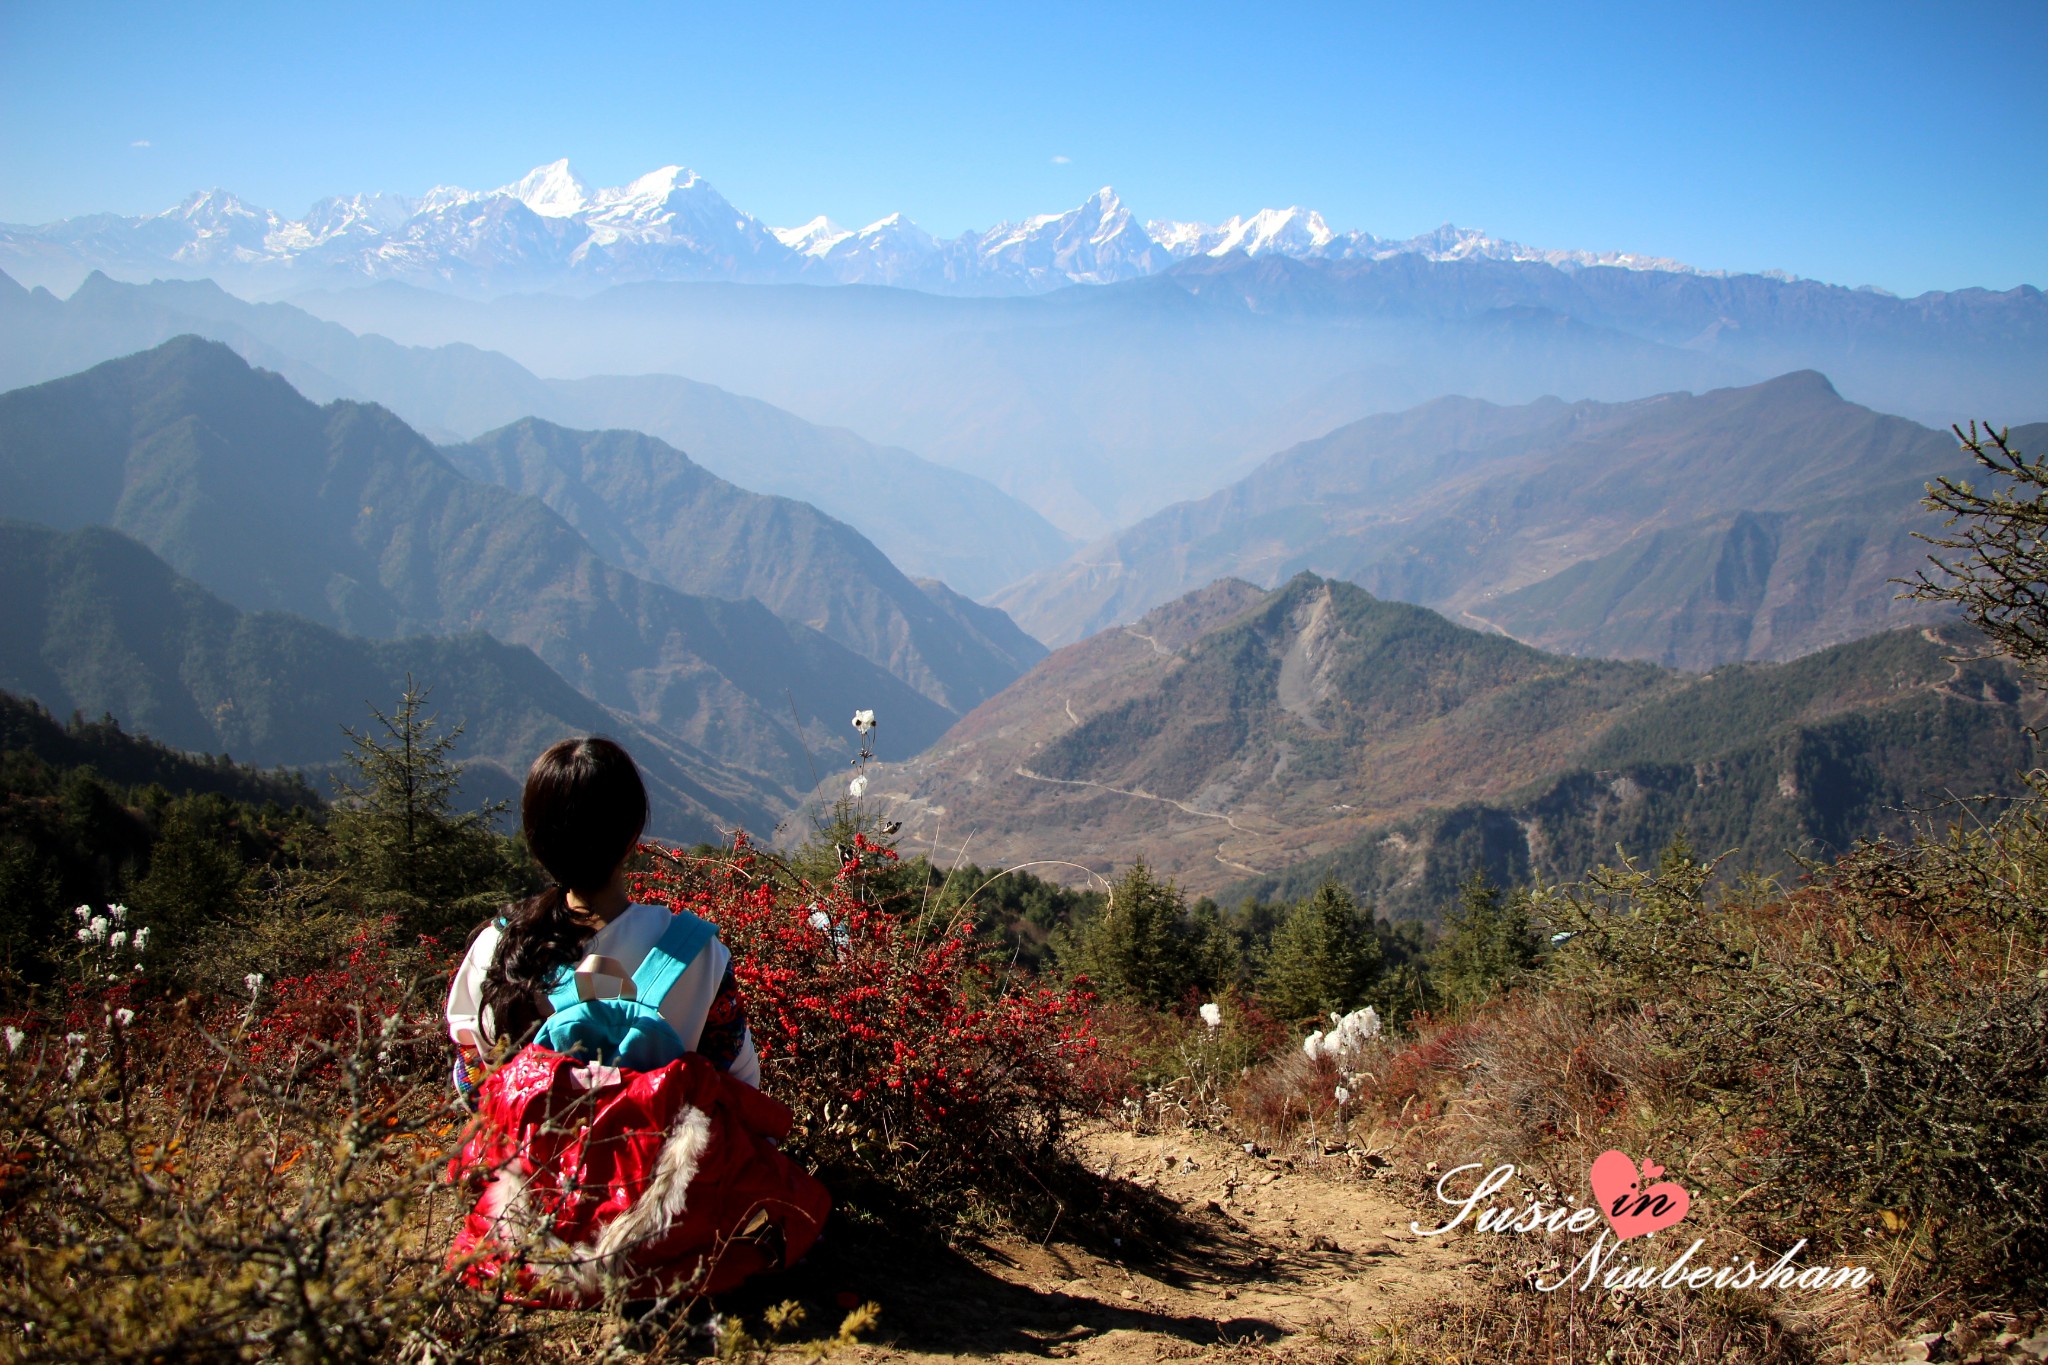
top-left (0, 162), bottom-right (1715, 297)
top-left (1217, 206), bottom-right (1336, 256)
top-left (596, 164), bottom-right (703, 211)
top-left (499, 159), bottom-right (591, 218)
top-left (160, 189), bottom-right (267, 227)
top-left (773, 215), bottom-right (852, 256)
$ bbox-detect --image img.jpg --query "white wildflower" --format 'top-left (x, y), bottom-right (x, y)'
top-left (88, 916), bottom-right (109, 943)
top-left (1318, 1006), bottom-right (1383, 1064)
top-left (1198, 1002), bottom-right (1222, 1029)
top-left (64, 1033), bottom-right (85, 1048)
top-left (113, 1008), bottom-right (135, 1028)
top-left (1335, 1085), bottom-right (1353, 1105)
top-left (851, 709), bottom-right (876, 733)
top-left (4, 1026), bottom-right (23, 1054)
top-left (244, 972), bottom-right (264, 998)
top-left (1303, 1029), bottom-right (1325, 1061)
top-left (66, 1053), bottom-right (85, 1082)
top-left (76, 926), bottom-right (93, 943)
top-left (133, 927), bottom-right (150, 952)
top-left (848, 774), bottom-right (869, 798)
top-left (108, 903), bottom-right (127, 923)
top-left (108, 930), bottom-right (127, 951)
top-left (73, 905), bottom-right (91, 921)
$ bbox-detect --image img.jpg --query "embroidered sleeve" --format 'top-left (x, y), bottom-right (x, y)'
top-left (695, 963), bottom-right (749, 1072)
top-left (451, 1043), bottom-right (485, 1107)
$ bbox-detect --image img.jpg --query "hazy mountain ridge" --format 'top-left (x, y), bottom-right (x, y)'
top-left (443, 418), bottom-right (1045, 713)
top-left (0, 269), bottom-right (1073, 595)
top-left (0, 338), bottom-right (952, 813)
top-left (292, 274), bottom-right (1765, 536)
top-left (288, 264), bottom-right (2043, 541)
top-left (0, 687), bottom-right (320, 811)
top-left (844, 574), bottom-right (2036, 898)
top-left (995, 371), bottom-right (2005, 665)
top-left (8, 167), bottom-right (2040, 541)
top-left (0, 520), bottom-right (774, 840)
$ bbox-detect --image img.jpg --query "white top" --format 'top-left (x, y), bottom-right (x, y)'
top-left (444, 902), bottom-right (761, 1089)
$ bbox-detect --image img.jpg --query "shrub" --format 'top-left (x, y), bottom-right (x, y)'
top-left (632, 834), bottom-right (1107, 1226)
top-left (1533, 808), bottom-right (2048, 1295)
top-left (0, 957), bottom-right (546, 1363)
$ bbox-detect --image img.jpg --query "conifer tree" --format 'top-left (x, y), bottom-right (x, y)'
top-left (1259, 880), bottom-right (1382, 1020)
top-left (329, 679), bottom-right (515, 935)
top-left (1427, 870), bottom-right (1538, 1013)
top-left (1054, 861), bottom-right (1222, 1008)
top-left (133, 793), bottom-right (253, 942)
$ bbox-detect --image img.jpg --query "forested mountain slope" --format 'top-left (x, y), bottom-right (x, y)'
top-left (0, 338), bottom-right (948, 811)
top-left (445, 418), bottom-right (1043, 712)
top-left (0, 521), bottom-right (773, 839)
top-left (850, 574), bottom-right (2037, 899)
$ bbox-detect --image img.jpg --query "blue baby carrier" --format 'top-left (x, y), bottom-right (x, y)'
top-left (530, 910), bottom-right (718, 1070)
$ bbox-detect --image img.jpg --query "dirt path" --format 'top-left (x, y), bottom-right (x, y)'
top-left (816, 1124), bottom-right (1472, 1363)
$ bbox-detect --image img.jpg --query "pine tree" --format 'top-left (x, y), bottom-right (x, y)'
top-left (1053, 861), bottom-right (1221, 1008)
top-left (1259, 881), bottom-right (1382, 1021)
top-left (133, 794), bottom-right (253, 943)
top-left (1427, 871), bottom-right (1537, 1013)
top-left (329, 679), bottom-right (515, 936)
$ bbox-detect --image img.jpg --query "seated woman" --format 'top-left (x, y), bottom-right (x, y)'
top-left (442, 736), bottom-right (826, 1307)
top-left (444, 735), bottom-right (757, 1092)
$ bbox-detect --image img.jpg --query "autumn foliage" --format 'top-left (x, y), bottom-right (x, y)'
top-left (632, 833), bottom-right (1106, 1218)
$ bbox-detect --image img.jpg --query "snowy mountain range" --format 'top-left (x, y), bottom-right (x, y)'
top-left (0, 159), bottom-right (1722, 298)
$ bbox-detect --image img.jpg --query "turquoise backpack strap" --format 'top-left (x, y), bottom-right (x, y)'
top-left (630, 911), bottom-right (717, 1011)
top-left (538, 909), bottom-right (715, 1016)
top-left (544, 966), bottom-right (582, 1013)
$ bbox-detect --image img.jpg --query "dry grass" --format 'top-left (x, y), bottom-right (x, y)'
top-left (1150, 798), bottom-right (2048, 1364)
top-left (0, 971), bottom-right (875, 1364)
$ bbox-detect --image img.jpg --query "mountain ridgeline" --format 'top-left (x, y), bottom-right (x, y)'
top-left (0, 270), bottom-right (1073, 596)
top-left (0, 337), bottom-right (1035, 824)
top-left (442, 418), bottom-right (1043, 713)
top-left (995, 372), bottom-right (2022, 667)
top-left (0, 520), bottom-right (777, 839)
top-left (849, 574), bottom-right (2039, 906)
top-left (287, 256), bottom-right (2045, 538)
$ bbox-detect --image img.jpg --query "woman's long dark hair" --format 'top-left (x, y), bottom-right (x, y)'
top-left (480, 736), bottom-right (649, 1046)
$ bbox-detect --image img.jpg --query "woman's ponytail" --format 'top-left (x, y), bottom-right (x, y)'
top-left (477, 737), bottom-right (649, 1048)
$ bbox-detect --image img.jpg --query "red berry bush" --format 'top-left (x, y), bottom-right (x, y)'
top-left (633, 835), bottom-right (1107, 1222)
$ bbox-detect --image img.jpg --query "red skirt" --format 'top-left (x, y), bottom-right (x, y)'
top-left (449, 1046), bottom-right (830, 1307)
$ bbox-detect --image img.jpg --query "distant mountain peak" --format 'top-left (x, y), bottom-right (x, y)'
top-left (1, 161), bottom-right (1761, 297)
top-left (499, 159), bottom-right (591, 218)
top-left (773, 215), bottom-right (852, 255)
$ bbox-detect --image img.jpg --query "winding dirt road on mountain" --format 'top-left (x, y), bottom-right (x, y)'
top-left (814, 1124), bottom-right (1472, 1364)
top-left (1011, 767), bottom-right (1275, 877)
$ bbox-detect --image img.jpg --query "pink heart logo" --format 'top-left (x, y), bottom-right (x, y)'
top-left (1589, 1149), bottom-right (1690, 1240)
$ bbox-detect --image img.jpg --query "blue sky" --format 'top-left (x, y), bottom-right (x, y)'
top-left (0, 1), bottom-right (2041, 295)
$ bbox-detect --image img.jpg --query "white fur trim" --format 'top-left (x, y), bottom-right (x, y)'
top-left (593, 1105), bottom-right (713, 1264)
top-left (475, 1103), bottom-right (717, 1300)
